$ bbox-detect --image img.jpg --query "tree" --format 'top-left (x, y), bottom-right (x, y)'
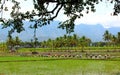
top-left (103, 30), bottom-right (113, 52)
top-left (6, 35), bottom-right (22, 51)
top-left (79, 36), bottom-right (91, 52)
top-left (6, 33), bottom-right (15, 50)
top-left (30, 39), bottom-right (34, 47)
top-left (0, 0), bottom-right (120, 34)
top-left (108, 34), bottom-right (119, 50)
top-left (15, 36), bottom-right (22, 46)
top-left (41, 41), bottom-right (47, 48)
top-left (111, 35), bottom-right (117, 47)
top-left (47, 38), bottom-right (52, 48)
top-left (0, 42), bottom-right (7, 52)
top-left (117, 32), bottom-right (120, 45)
top-left (70, 34), bottom-right (78, 47)
top-left (103, 30), bottom-right (112, 46)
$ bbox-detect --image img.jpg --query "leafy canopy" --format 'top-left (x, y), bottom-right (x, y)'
top-left (0, 0), bottom-right (120, 34)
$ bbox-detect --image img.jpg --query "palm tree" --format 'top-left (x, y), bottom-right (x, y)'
top-left (30, 23), bottom-right (38, 51)
top-left (63, 34), bottom-right (67, 40)
top-left (42, 41), bottom-right (47, 48)
top-left (110, 35), bottom-right (117, 50)
top-left (14, 36), bottom-right (22, 50)
top-left (111, 35), bottom-right (117, 46)
top-left (79, 36), bottom-right (91, 52)
top-left (79, 36), bottom-right (86, 52)
top-left (6, 34), bottom-right (15, 51)
top-left (73, 34), bottom-right (78, 47)
top-left (103, 30), bottom-right (112, 47)
top-left (55, 37), bottom-right (60, 48)
top-left (47, 38), bottom-right (53, 50)
top-left (15, 36), bottom-right (21, 45)
top-left (62, 34), bottom-right (68, 50)
top-left (117, 32), bottom-right (120, 45)
top-left (52, 40), bottom-right (55, 51)
top-left (30, 39), bottom-right (34, 47)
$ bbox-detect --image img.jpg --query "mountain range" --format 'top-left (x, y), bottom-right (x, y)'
top-left (0, 21), bottom-right (120, 42)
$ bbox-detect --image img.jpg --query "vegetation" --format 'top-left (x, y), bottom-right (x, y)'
top-left (0, 31), bottom-right (119, 75)
top-left (0, 57), bottom-right (120, 75)
top-left (0, 0), bottom-right (120, 34)
top-left (6, 35), bottom-right (22, 51)
top-left (0, 30), bottom-right (120, 52)
top-left (103, 30), bottom-right (120, 47)
top-left (0, 1), bottom-right (120, 74)
top-left (0, 42), bottom-right (7, 52)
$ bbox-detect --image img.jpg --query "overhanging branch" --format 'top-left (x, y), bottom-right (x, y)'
top-left (48, 4), bottom-right (63, 20)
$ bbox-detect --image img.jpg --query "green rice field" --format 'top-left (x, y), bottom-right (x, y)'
top-left (0, 57), bottom-right (120, 75)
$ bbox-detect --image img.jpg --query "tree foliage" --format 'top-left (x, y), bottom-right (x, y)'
top-left (40, 34), bottom-right (91, 49)
top-left (103, 30), bottom-right (112, 42)
top-left (103, 30), bottom-right (120, 46)
top-left (0, 0), bottom-right (120, 33)
top-left (6, 35), bottom-right (22, 50)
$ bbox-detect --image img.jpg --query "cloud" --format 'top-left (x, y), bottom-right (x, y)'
top-left (55, 2), bottom-right (120, 28)
top-left (75, 14), bottom-right (120, 28)
top-left (55, 9), bottom-right (120, 28)
top-left (19, 0), bottom-right (34, 12)
top-left (55, 11), bottom-right (120, 28)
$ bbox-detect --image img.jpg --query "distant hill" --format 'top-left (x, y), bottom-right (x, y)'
top-left (0, 21), bottom-right (120, 42)
top-left (74, 24), bottom-right (106, 42)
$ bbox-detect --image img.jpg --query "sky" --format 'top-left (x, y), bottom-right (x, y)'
top-left (54, 1), bottom-right (120, 28)
top-left (2, 0), bottom-right (120, 28)
top-left (76, 2), bottom-right (120, 28)
top-left (0, 0), bottom-right (120, 42)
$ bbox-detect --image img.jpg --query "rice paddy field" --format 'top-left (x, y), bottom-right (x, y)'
top-left (0, 56), bottom-right (120, 75)
top-left (0, 47), bottom-right (120, 75)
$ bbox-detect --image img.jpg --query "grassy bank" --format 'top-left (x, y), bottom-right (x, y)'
top-left (17, 46), bottom-right (120, 52)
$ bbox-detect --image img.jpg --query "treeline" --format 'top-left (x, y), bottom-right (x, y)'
top-left (40, 34), bottom-right (91, 49)
top-left (37, 30), bottom-right (120, 48)
top-left (1, 30), bottom-right (120, 51)
top-left (103, 30), bottom-right (120, 46)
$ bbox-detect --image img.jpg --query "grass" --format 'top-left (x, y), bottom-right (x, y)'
top-left (0, 57), bottom-right (120, 75)
top-left (0, 47), bottom-right (120, 75)
top-left (0, 56), bottom-right (42, 61)
top-left (17, 46), bottom-right (120, 53)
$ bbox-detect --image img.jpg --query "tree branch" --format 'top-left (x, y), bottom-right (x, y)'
top-left (51, 3), bottom-right (59, 14)
top-left (0, 0), bottom-right (6, 18)
top-left (48, 4), bottom-right (63, 20)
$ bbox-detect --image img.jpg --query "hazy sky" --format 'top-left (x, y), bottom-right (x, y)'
top-left (3, 0), bottom-right (120, 28)
top-left (54, 1), bottom-right (120, 28)
top-left (1, 0), bottom-right (120, 42)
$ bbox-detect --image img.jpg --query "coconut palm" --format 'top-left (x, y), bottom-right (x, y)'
top-left (79, 36), bottom-right (91, 52)
top-left (103, 30), bottom-right (112, 47)
top-left (110, 35), bottom-right (118, 50)
top-left (117, 32), bottom-right (120, 45)
top-left (72, 34), bottom-right (78, 46)
top-left (111, 35), bottom-right (117, 47)
top-left (79, 36), bottom-right (86, 52)
top-left (6, 34), bottom-right (15, 51)
top-left (15, 36), bottom-right (22, 46)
